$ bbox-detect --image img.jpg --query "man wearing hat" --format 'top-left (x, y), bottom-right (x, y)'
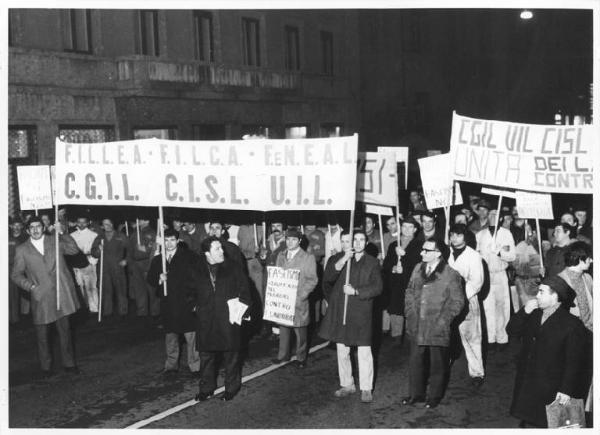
top-left (507, 276), bottom-right (589, 428)
top-left (271, 228), bottom-right (318, 367)
top-left (468, 199), bottom-right (491, 235)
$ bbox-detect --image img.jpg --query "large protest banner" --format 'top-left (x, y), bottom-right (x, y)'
top-left (17, 165), bottom-right (53, 211)
top-left (263, 266), bottom-right (300, 327)
top-left (449, 112), bottom-right (595, 193)
top-left (55, 135), bottom-right (358, 211)
top-left (418, 153), bottom-right (463, 209)
top-left (356, 151), bottom-right (398, 206)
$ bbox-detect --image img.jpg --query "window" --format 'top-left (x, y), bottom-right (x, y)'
top-left (320, 124), bottom-right (342, 138)
top-left (8, 127), bottom-right (37, 218)
top-left (242, 18), bottom-right (260, 67)
top-left (133, 128), bottom-right (177, 140)
top-left (284, 26), bottom-right (300, 71)
top-left (194, 11), bottom-right (214, 62)
top-left (58, 126), bottom-right (115, 143)
top-left (241, 125), bottom-right (270, 139)
top-left (285, 125), bottom-right (308, 139)
top-left (193, 124), bottom-right (226, 140)
top-left (64, 9), bottom-right (92, 53)
top-left (320, 31), bottom-right (333, 75)
top-left (140, 10), bottom-right (159, 56)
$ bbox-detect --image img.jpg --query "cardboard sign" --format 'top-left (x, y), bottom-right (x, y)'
top-left (450, 112), bottom-right (595, 193)
top-left (481, 187), bottom-right (516, 198)
top-left (55, 135), bottom-right (358, 211)
top-left (515, 191), bottom-right (554, 220)
top-left (378, 146), bottom-right (409, 189)
top-left (365, 203), bottom-right (394, 216)
top-left (418, 154), bottom-right (463, 209)
top-left (356, 152), bottom-right (398, 206)
top-left (263, 266), bottom-right (300, 327)
top-left (17, 165), bottom-right (53, 210)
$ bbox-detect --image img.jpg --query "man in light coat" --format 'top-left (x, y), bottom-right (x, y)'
top-left (476, 209), bottom-right (516, 350)
top-left (448, 224), bottom-right (485, 386)
top-left (11, 216), bottom-right (81, 376)
top-left (272, 228), bottom-right (318, 368)
top-left (319, 229), bottom-right (383, 403)
top-left (71, 215), bottom-right (99, 313)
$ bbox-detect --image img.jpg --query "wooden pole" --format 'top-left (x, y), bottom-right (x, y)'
top-left (55, 203), bottom-right (60, 310)
top-left (377, 213), bottom-right (385, 258)
top-left (136, 218), bottom-right (141, 246)
top-left (536, 219), bottom-right (544, 272)
top-left (253, 223), bottom-right (258, 249)
top-left (492, 195), bottom-right (503, 242)
top-left (262, 220), bottom-right (267, 249)
top-left (158, 206), bottom-right (167, 296)
top-left (396, 206), bottom-right (401, 245)
top-left (343, 208), bottom-right (356, 326)
top-left (98, 239), bottom-right (104, 322)
top-left (35, 208), bottom-right (38, 216)
top-left (444, 206), bottom-right (450, 245)
top-left (125, 220), bottom-right (129, 237)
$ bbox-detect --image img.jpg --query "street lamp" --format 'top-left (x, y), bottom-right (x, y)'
top-left (520, 10), bottom-right (533, 20)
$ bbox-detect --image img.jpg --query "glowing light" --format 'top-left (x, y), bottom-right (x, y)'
top-left (520, 10), bottom-right (533, 20)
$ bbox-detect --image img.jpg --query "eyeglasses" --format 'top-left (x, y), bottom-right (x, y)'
top-left (421, 248), bottom-right (439, 253)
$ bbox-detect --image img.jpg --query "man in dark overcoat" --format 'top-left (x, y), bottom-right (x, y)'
top-left (129, 216), bottom-right (159, 317)
top-left (193, 236), bottom-right (252, 402)
top-left (382, 217), bottom-right (423, 341)
top-left (506, 275), bottom-right (589, 428)
top-left (147, 229), bottom-right (199, 375)
top-left (403, 238), bottom-right (464, 409)
top-left (319, 229), bottom-right (382, 403)
top-left (11, 217), bottom-right (81, 376)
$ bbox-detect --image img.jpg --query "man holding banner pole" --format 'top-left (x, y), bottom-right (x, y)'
top-left (319, 229), bottom-right (382, 403)
top-left (11, 216), bottom-right (81, 376)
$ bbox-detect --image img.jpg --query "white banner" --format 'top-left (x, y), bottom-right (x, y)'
top-left (481, 187), bottom-right (516, 199)
top-left (17, 165), bottom-right (53, 210)
top-left (55, 135), bottom-right (358, 211)
top-left (378, 146), bottom-right (409, 189)
top-left (450, 113), bottom-right (595, 193)
top-left (515, 191), bottom-right (554, 220)
top-left (263, 266), bottom-right (300, 327)
top-left (418, 154), bottom-right (463, 209)
top-left (365, 203), bottom-right (394, 216)
top-left (356, 152), bottom-right (398, 206)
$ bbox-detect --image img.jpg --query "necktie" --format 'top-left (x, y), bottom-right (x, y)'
top-left (167, 253), bottom-right (172, 263)
top-left (426, 265), bottom-right (433, 276)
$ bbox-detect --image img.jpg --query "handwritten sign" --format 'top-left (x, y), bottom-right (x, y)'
top-left (450, 112), bottom-right (595, 193)
top-left (356, 152), bottom-right (398, 206)
top-left (263, 266), bottom-right (300, 326)
top-left (365, 203), bottom-right (394, 216)
top-left (378, 146), bottom-right (409, 190)
top-left (515, 191), bottom-right (554, 220)
top-left (55, 136), bottom-right (358, 211)
top-left (17, 165), bottom-right (53, 210)
top-left (418, 154), bottom-right (463, 209)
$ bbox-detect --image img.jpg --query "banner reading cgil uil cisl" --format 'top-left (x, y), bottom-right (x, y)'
top-left (55, 135), bottom-right (358, 211)
top-left (449, 112), bottom-right (595, 194)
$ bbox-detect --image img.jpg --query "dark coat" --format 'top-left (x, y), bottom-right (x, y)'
top-left (544, 245), bottom-right (569, 279)
top-left (194, 258), bottom-right (252, 352)
top-left (147, 246), bottom-right (198, 333)
top-left (507, 307), bottom-right (589, 427)
top-left (11, 234), bottom-right (81, 325)
top-left (404, 260), bottom-right (464, 346)
top-left (318, 252), bottom-right (383, 346)
top-left (382, 237), bottom-right (423, 315)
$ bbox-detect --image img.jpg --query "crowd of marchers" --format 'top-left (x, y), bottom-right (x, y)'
top-left (8, 188), bottom-right (594, 427)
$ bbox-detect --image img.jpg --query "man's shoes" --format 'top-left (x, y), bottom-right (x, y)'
top-left (401, 396), bottom-right (425, 406)
top-left (425, 398), bottom-right (441, 409)
top-left (195, 391), bottom-right (212, 402)
top-left (271, 358), bottom-right (290, 365)
top-left (360, 390), bottom-right (373, 403)
top-left (64, 366), bottom-right (81, 375)
top-left (295, 360), bottom-right (307, 369)
top-left (41, 370), bottom-right (54, 379)
top-left (471, 376), bottom-right (485, 388)
top-left (334, 385), bottom-right (356, 398)
top-left (218, 391), bottom-right (235, 401)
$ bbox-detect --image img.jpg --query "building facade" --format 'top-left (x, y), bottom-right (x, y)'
top-left (8, 9), bottom-right (361, 216)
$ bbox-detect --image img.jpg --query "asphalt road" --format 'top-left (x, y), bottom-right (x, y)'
top-left (9, 310), bottom-right (522, 429)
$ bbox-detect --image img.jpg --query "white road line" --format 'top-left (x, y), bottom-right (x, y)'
top-left (126, 340), bottom-right (331, 429)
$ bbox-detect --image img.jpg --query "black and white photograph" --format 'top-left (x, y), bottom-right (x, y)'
top-left (2, 0), bottom-right (598, 430)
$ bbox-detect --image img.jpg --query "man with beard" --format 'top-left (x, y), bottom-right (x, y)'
top-left (448, 224), bottom-right (485, 387)
top-left (193, 236), bottom-right (252, 402)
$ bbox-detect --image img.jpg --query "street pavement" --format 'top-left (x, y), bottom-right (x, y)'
top-left (8, 310), bottom-right (522, 428)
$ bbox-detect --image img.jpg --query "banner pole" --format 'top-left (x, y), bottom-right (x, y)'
top-left (35, 208), bottom-right (38, 217)
top-left (396, 206), bottom-right (401, 245)
top-left (136, 218), bottom-right (141, 246)
top-left (158, 206), bottom-right (167, 296)
top-left (98, 239), bottom-right (104, 322)
top-left (536, 219), bottom-right (544, 273)
top-left (343, 208), bottom-right (356, 326)
top-left (377, 213), bottom-right (385, 259)
top-left (444, 206), bottom-right (450, 245)
top-left (253, 223), bottom-right (258, 250)
top-left (262, 218), bottom-right (267, 249)
top-left (492, 195), bottom-right (503, 242)
top-left (55, 203), bottom-right (60, 311)
top-left (125, 220), bottom-right (129, 237)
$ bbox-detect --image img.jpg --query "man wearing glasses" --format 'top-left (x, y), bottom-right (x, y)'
top-left (403, 238), bottom-right (464, 409)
